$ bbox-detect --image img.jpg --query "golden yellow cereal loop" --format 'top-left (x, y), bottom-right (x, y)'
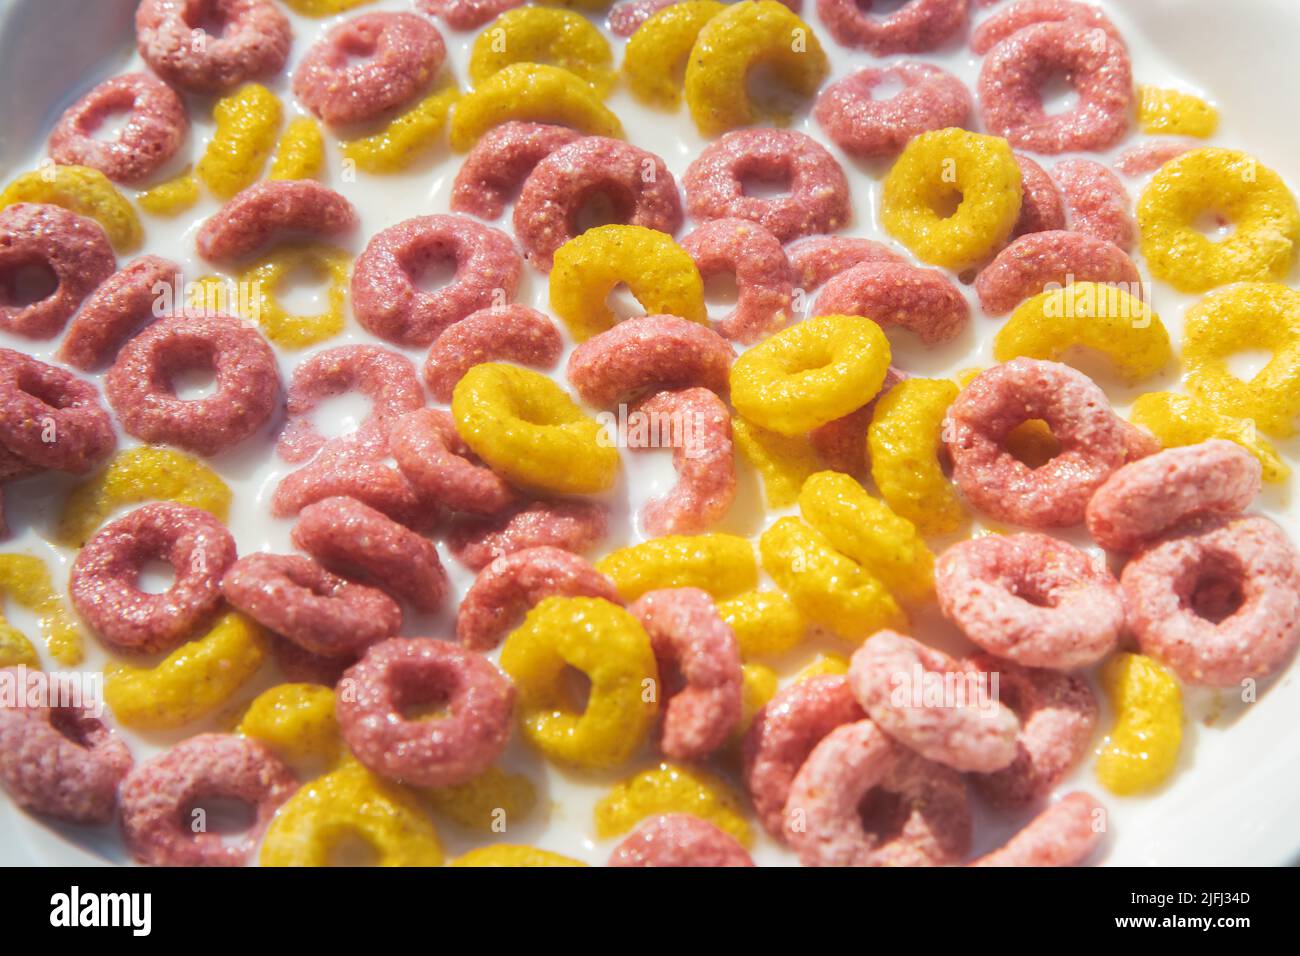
top-left (341, 84), bottom-right (460, 174)
top-left (270, 117), bottom-right (325, 180)
top-left (241, 242), bottom-right (351, 348)
top-left (868, 377), bottom-right (964, 536)
top-left (731, 415), bottom-right (821, 508)
top-left (0, 555), bottom-right (83, 666)
top-left (57, 446), bottom-right (232, 548)
top-left (0, 164), bottom-right (142, 253)
top-left (197, 83), bottom-right (283, 200)
top-left (425, 766), bottom-right (537, 832)
top-left (596, 534), bottom-right (758, 601)
top-left (684, 0), bottom-right (828, 136)
top-left (594, 762), bottom-right (752, 847)
top-left (1096, 653), bottom-right (1182, 796)
top-left (1137, 86), bottom-right (1218, 138)
top-left (280, 0), bottom-right (375, 15)
top-left (452, 845), bottom-right (586, 867)
top-left (624, 1), bottom-right (725, 108)
top-left (471, 8), bottom-right (614, 97)
top-left (1129, 392), bottom-right (1288, 484)
top-left (137, 168), bottom-right (200, 217)
top-left (794, 652), bottom-right (849, 682)
top-left (0, 623), bottom-right (40, 669)
top-left (449, 63), bottom-right (622, 152)
top-left (717, 588), bottom-right (806, 659)
top-left (237, 683), bottom-right (343, 776)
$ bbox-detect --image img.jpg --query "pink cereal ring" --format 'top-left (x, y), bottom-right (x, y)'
top-left (69, 502), bottom-right (237, 654)
top-left (609, 813), bottom-right (755, 867)
top-left (221, 552), bottom-right (402, 658)
top-left (936, 531), bottom-right (1123, 669)
top-left (0, 684), bottom-right (133, 824)
top-left (945, 358), bottom-right (1130, 527)
top-left (629, 587), bottom-right (743, 761)
top-left (817, 0), bottom-right (969, 55)
top-left (119, 733), bottom-right (296, 867)
top-left (292, 496), bottom-right (448, 613)
top-left (742, 674), bottom-right (864, 840)
top-left (1086, 440), bottom-right (1261, 553)
top-left (450, 122), bottom-right (583, 221)
top-left (607, 0), bottom-right (676, 37)
top-left (134, 0), bottom-right (292, 94)
top-left (456, 546), bottom-right (621, 652)
top-left (1114, 140), bottom-right (1193, 178)
top-left (814, 62), bottom-right (972, 159)
top-left (971, 0), bottom-right (1123, 55)
top-left (417, 0), bottom-right (523, 32)
top-left (786, 236), bottom-right (906, 292)
top-left (974, 230), bottom-right (1140, 316)
top-left (633, 388), bottom-right (736, 537)
top-left (0, 204), bottom-right (116, 340)
top-left (447, 499), bottom-right (609, 572)
top-left (389, 407), bottom-right (519, 516)
top-left (681, 218), bottom-right (792, 345)
top-left (58, 256), bottom-right (180, 372)
top-left (422, 304), bottom-right (563, 403)
top-left (0, 350), bottom-right (115, 474)
top-left (195, 180), bottom-right (359, 263)
top-left (809, 367), bottom-right (907, 474)
top-left (848, 630), bottom-right (1020, 774)
top-left (1012, 153), bottom-right (1067, 238)
top-left (1121, 514), bottom-right (1300, 687)
top-left (683, 129), bottom-right (851, 244)
top-left (336, 637), bottom-right (514, 788)
top-left (48, 72), bottom-right (188, 184)
top-left (566, 314), bottom-right (733, 408)
top-left (973, 791), bottom-right (1105, 867)
top-left (813, 260), bottom-right (970, 346)
top-left (1052, 158), bottom-right (1135, 254)
top-left (513, 137), bottom-right (683, 272)
top-left (965, 651), bottom-right (1098, 808)
top-left (351, 214), bottom-right (522, 347)
top-left (272, 433), bottom-right (429, 528)
top-left (783, 718), bottom-right (971, 867)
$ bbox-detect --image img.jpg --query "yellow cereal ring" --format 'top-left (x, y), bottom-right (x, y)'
top-left (1129, 392), bottom-right (1288, 484)
top-left (731, 415), bottom-right (821, 508)
top-left (104, 610), bottom-right (268, 730)
top-left (452, 363), bottom-right (619, 495)
top-left (868, 377), bottom-right (964, 536)
top-left (1096, 653), bottom-right (1183, 796)
top-left (449, 63), bottom-right (622, 152)
top-left (0, 555), bottom-right (83, 666)
top-left (1181, 283), bottom-right (1300, 437)
top-left (738, 662), bottom-right (778, 735)
top-left (500, 596), bottom-right (659, 770)
top-left (241, 242), bottom-right (351, 348)
top-left (261, 762), bottom-right (444, 867)
top-left (136, 168), bottom-right (200, 217)
top-left (341, 84), bottom-right (460, 174)
top-left (717, 588), bottom-right (806, 658)
top-left (426, 766), bottom-right (537, 832)
top-left (594, 762), bottom-right (751, 847)
top-left (57, 447), bottom-right (232, 548)
top-left (624, 1), bottom-right (724, 108)
top-left (0, 164), bottom-right (142, 253)
top-left (730, 313), bottom-right (891, 436)
top-left (453, 845), bottom-right (586, 867)
top-left (759, 516), bottom-right (905, 642)
top-left (196, 83), bottom-right (282, 200)
top-left (471, 8), bottom-right (614, 96)
top-left (596, 534), bottom-right (758, 601)
top-left (549, 224), bottom-right (706, 341)
top-left (1137, 86), bottom-right (1218, 138)
top-left (994, 283), bottom-right (1173, 384)
top-left (0, 624), bottom-right (39, 668)
top-left (281, 0), bottom-right (375, 15)
top-left (270, 117), bottom-right (325, 180)
top-left (881, 127), bottom-right (1022, 271)
top-left (794, 652), bottom-right (849, 682)
top-left (798, 471), bottom-right (934, 606)
top-left (684, 1), bottom-right (828, 137)
top-left (237, 683), bottom-right (343, 775)
top-left (1137, 148), bottom-right (1299, 293)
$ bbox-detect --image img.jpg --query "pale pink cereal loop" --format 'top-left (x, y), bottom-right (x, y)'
top-left (974, 230), bottom-right (1140, 316)
top-left (1052, 158), bottom-right (1135, 254)
top-left (972, 791), bottom-right (1105, 866)
top-left (389, 407), bottom-right (519, 516)
top-left (632, 388), bottom-right (736, 537)
top-left (814, 62), bottom-right (973, 159)
top-left (681, 218), bottom-right (792, 345)
top-left (450, 122), bottom-right (583, 221)
top-left (135, 0), bottom-right (292, 94)
top-left (59, 256), bottom-right (181, 372)
top-left (422, 304), bottom-right (563, 403)
top-left (817, 0), bottom-right (969, 55)
top-left (447, 499), bottom-right (609, 572)
top-left (787, 236), bottom-right (906, 292)
top-left (813, 260), bottom-right (969, 346)
top-left (971, 0), bottom-right (1123, 55)
top-left (609, 813), bottom-right (755, 867)
top-left (1012, 153), bottom-right (1067, 238)
top-left (196, 180), bottom-right (359, 263)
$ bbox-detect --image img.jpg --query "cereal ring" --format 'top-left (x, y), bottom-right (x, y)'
top-left (1095, 653), bottom-right (1181, 795)
top-left (196, 83), bottom-right (283, 200)
top-left (69, 502), bottom-right (236, 654)
top-left (0, 350), bottom-right (115, 474)
top-left (452, 363), bottom-right (619, 495)
top-left (977, 22), bottom-right (1132, 154)
top-left (608, 0), bottom-right (677, 36)
top-left (0, 629), bottom-right (37, 669)
top-left (630, 587), bottom-right (743, 761)
top-left (680, 218), bottom-right (791, 345)
top-left (946, 359), bottom-right (1130, 527)
top-left (784, 719), bottom-right (970, 867)
top-left (1121, 515), bottom-right (1300, 687)
top-left (1114, 139), bottom-right (1192, 178)
top-left (633, 388), bottom-right (736, 536)
top-left (786, 236), bottom-right (906, 292)
top-left (339, 83), bottom-right (461, 174)
top-left (137, 169), bottom-right (201, 218)
top-left (58, 256), bottom-right (179, 371)
top-left (271, 433), bottom-right (427, 527)
top-left (471, 8), bottom-right (613, 96)
top-left (351, 214), bottom-right (522, 347)
top-left (684, 1), bottom-right (828, 136)
top-left (0, 556), bottom-right (84, 665)
top-left (1138, 85), bottom-right (1217, 138)
top-left (270, 117), bottom-right (325, 181)
top-left (426, 764), bottom-right (537, 831)
top-left (1086, 441), bottom-right (1261, 553)
top-left (423, 305), bottom-right (563, 403)
top-left (595, 761), bottom-right (751, 846)
top-left (240, 242), bottom-right (352, 348)
top-left (972, 791), bottom-right (1104, 867)
top-left (818, 0), bottom-right (967, 55)
top-left (867, 377), bottom-right (964, 536)
top-left (610, 813), bottom-right (755, 867)
top-left (453, 845), bottom-right (584, 867)
top-left (336, 638), bottom-right (513, 787)
top-left (449, 63), bottom-right (623, 152)
top-left (730, 314), bottom-right (891, 436)
top-left (0, 685), bottom-right (132, 824)
top-left (597, 534), bottom-right (757, 602)
top-left (1130, 391), bottom-right (1286, 484)
top-left (1012, 153), bottom-right (1067, 238)
top-left (880, 127), bottom-right (1022, 271)
top-left (48, 73), bottom-right (188, 184)
top-left (222, 553), bottom-right (402, 658)
top-left (814, 63), bottom-right (972, 158)
top-left (418, 0), bottom-right (522, 31)
top-left (196, 180), bottom-right (358, 263)
top-left (970, 0), bottom-right (1122, 55)
top-left (566, 315), bottom-right (732, 408)
top-left (389, 408), bottom-right (518, 516)
top-left (514, 137), bottom-right (682, 271)
top-left (135, 0), bottom-right (292, 93)
top-left (623, 1), bottom-right (724, 107)
top-left (1053, 158), bottom-right (1134, 253)
top-left (935, 532), bottom-right (1123, 669)
top-left (105, 311), bottom-right (279, 456)
top-left (457, 546), bottom-right (620, 651)
top-left (683, 129), bottom-right (848, 244)
top-left (448, 500), bottom-right (609, 571)
top-left (237, 682), bottom-right (343, 775)
top-left (975, 231), bottom-right (1140, 316)
top-left (119, 734), bottom-right (295, 867)
top-left (0, 204), bottom-right (115, 340)
top-left (292, 496), bottom-right (448, 613)
top-left (814, 260), bottom-right (969, 347)
top-left (732, 415), bottom-right (821, 508)
top-left (717, 589), bottom-right (806, 659)
top-left (0, 164), bottom-right (142, 253)
top-left (500, 596), bottom-right (659, 769)
top-left (450, 122), bottom-right (582, 220)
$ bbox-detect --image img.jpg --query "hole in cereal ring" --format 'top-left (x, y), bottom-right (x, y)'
top-left (48, 708), bottom-right (97, 749)
top-left (857, 786), bottom-right (908, 845)
top-left (604, 282), bottom-right (645, 323)
top-left (738, 160), bottom-right (792, 200)
top-left (1039, 71), bottom-right (1081, 117)
top-left (327, 829), bottom-right (382, 868)
top-left (396, 679), bottom-right (452, 722)
top-left (558, 665), bottom-right (592, 716)
top-left (703, 269), bottom-right (740, 319)
top-left (1187, 556), bottom-right (1245, 624)
top-left (928, 187), bottom-right (964, 220)
top-left (88, 108), bottom-right (134, 144)
top-left (137, 557), bottom-right (178, 595)
top-left (575, 191), bottom-right (633, 234)
top-left (403, 244), bottom-right (459, 295)
top-left (170, 362), bottom-right (219, 401)
top-left (184, 795), bottom-right (258, 838)
top-left (0, 260), bottom-right (59, 309)
top-left (1225, 348), bottom-right (1274, 383)
top-left (183, 0), bottom-right (231, 38)
top-left (1192, 209), bottom-right (1236, 243)
top-left (274, 256), bottom-right (334, 316)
